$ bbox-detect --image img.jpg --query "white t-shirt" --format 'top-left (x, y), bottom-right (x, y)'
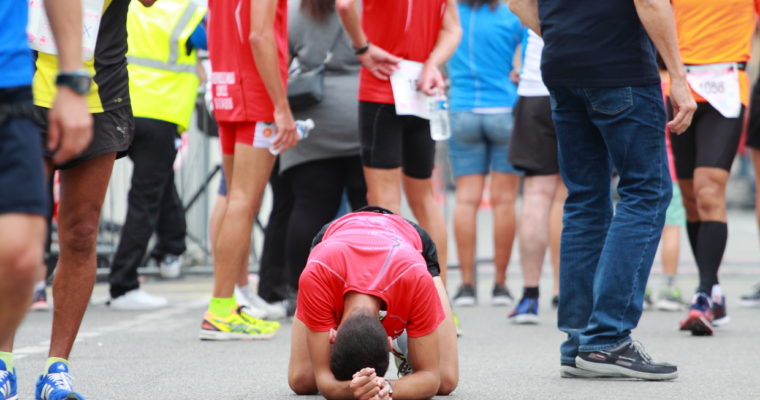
top-left (517, 29), bottom-right (549, 97)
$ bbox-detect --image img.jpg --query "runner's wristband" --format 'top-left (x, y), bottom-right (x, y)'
top-left (354, 41), bottom-right (370, 56)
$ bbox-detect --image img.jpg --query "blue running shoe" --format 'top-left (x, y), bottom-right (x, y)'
top-left (0, 360), bottom-right (17, 400)
top-left (35, 362), bottom-right (84, 400)
top-left (508, 297), bottom-right (539, 324)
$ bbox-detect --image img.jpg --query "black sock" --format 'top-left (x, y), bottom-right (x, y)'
top-left (686, 221), bottom-right (701, 260)
top-left (695, 221), bottom-right (727, 294)
top-left (523, 286), bottom-right (539, 299)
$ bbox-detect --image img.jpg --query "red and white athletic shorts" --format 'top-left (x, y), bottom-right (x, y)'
top-left (218, 121), bottom-right (276, 155)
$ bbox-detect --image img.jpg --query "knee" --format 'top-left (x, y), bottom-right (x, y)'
top-left (490, 187), bottom-right (517, 206)
top-left (61, 211), bottom-right (101, 256)
top-left (288, 369), bottom-right (317, 395)
top-left (695, 185), bottom-right (723, 215)
top-left (0, 240), bottom-right (41, 285)
top-left (225, 194), bottom-right (258, 221)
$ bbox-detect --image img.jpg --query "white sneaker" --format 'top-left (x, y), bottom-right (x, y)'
top-left (235, 285), bottom-right (286, 320)
top-left (108, 289), bottom-right (169, 311)
top-left (159, 255), bottom-right (183, 279)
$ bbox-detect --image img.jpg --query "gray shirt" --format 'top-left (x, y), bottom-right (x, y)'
top-left (280, 0), bottom-right (361, 174)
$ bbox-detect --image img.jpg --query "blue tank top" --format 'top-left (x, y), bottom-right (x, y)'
top-left (0, 1), bottom-right (34, 89)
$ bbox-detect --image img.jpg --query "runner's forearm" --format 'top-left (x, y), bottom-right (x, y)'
top-left (386, 371), bottom-right (440, 400)
top-left (634, 0), bottom-right (687, 80)
top-left (425, 0), bottom-right (462, 68)
top-left (250, 0), bottom-right (290, 110)
top-left (43, 0), bottom-right (83, 71)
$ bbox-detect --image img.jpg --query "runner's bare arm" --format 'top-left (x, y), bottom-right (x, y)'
top-left (634, 0), bottom-right (696, 134)
top-left (417, 0), bottom-right (462, 95)
top-left (43, 0), bottom-right (92, 164)
top-left (250, 0), bottom-right (298, 151)
top-left (507, 0), bottom-right (541, 36)
top-left (335, 0), bottom-right (400, 80)
top-left (387, 331), bottom-right (441, 399)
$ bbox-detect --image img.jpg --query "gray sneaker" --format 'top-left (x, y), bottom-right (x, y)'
top-left (491, 284), bottom-right (514, 306)
top-left (453, 284), bottom-right (477, 307)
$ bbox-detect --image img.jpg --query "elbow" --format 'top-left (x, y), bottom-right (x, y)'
top-left (507, 0), bottom-right (521, 14)
top-left (138, 0), bottom-right (157, 7)
top-left (248, 31), bottom-right (270, 51)
top-left (335, 0), bottom-right (354, 13)
top-left (452, 25), bottom-right (463, 47)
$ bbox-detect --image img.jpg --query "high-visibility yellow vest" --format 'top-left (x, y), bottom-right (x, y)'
top-left (126, 0), bottom-right (206, 132)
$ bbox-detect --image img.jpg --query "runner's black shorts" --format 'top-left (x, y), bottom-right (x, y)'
top-left (32, 105), bottom-right (134, 170)
top-left (359, 101), bottom-right (435, 179)
top-left (0, 86), bottom-right (48, 216)
top-left (668, 100), bottom-right (744, 179)
top-left (509, 95), bottom-right (559, 176)
top-left (745, 77), bottom-right (760, 150)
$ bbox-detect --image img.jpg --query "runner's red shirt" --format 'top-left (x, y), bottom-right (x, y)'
top-left (296, 212), bottom-right (445, 339)
top-left (207, 0), bottom-right (288, 122)
top-left (359, 0), bottom-right (447, 104)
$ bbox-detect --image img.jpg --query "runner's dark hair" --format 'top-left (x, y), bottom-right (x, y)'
top-left (301, 0), bottom-right (335, 22)
top-left (461, 0), bottom-right (499, 10)
top-left (330, 312), bottom-right (390, 381)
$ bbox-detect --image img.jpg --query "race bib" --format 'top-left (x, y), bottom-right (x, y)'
top-left (390, 60), bottom-right (433, 120)
top-left (27, 0), bottom-right (105, 61)
top-left (686, 64), bottom-right (742, 118)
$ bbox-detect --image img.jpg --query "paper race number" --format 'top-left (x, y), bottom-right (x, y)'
top-left (390, 60), bottom-right (433, 120)
top-left (27, 0), bottom-right (105, 61)
top-left (685, 64), bottom-right (742, 119)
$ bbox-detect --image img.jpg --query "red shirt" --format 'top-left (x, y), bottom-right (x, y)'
top-left (207, 0), bottom-right (288, 122)
top-left (296, 212), bottom-right (445, 339)
top-left (359, 0), bottom-right (447, 104)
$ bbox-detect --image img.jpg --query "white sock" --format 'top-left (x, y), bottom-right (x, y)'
top-left (711, 284), bottom-right (723, 300)
top-left (34, 280), bottom-right (46, 291)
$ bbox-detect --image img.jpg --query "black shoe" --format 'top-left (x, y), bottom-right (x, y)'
top-left (576, 341), bottom-right (678, 381)
top-left (452, 284), bottom-right (477, 307)
top-left (491, 284), bottom-right (514, 306)
top-left (551, 295), bottom-right (559, 309)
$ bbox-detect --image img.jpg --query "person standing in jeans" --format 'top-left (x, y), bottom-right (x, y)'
top-left (508, 0), bottom-right (696, 380)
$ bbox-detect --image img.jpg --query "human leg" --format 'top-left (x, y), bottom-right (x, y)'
top-left (511, 174), bottom-right (558, 322)
top-left (284, 159), bottom-right (345, 293)
top-left (258, 158), bottom-right (294, 303)
top-left (489, 172), bottom-right (520, 290)
top-left (451, 175), bottom-right (484, 292)
top-left (402, 115), bottom-right (447, 285)
top-left (359, 102), bottom-right (405, 213)
top-left (549, 87), bottom-right (613, 365)
top-left (578, 85), bottom-right (671, 354)
top-left (549, 182), bottom-right (566, 303)
top-left (108, 118), bottom-right (177, 302)
top-left (49, 153), bottom-right (115, 359)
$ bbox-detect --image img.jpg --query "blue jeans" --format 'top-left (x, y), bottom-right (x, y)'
top-left (448, 111), bottom-right (521, 178)
top-left (547, 85), bottom-right (671, 364)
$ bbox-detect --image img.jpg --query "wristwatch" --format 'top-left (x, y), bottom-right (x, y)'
top-left (55, 70), bottom-right (92, 95)
top-left (354, 41), bottom-right (370, 56)
top-left (384, 380), bottom-right (393, 397)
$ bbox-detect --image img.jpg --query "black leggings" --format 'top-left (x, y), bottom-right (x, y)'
top-left (283, 156), bottom-right (367, 291)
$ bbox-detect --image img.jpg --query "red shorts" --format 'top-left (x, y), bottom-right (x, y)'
top-left (218, 121), bottom-right (276, 155)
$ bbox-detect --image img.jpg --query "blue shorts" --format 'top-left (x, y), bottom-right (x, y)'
top-left (0, 87), bottom-right (48, 216)
top-left (448, 111), bottom-right (521, 178)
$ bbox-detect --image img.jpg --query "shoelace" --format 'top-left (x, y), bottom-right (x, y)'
top-left (47, 372), bottom-right (74, 391)
top-left (629, 341), bottom-right (653, 364)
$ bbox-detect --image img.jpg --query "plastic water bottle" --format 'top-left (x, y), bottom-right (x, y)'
top-left (428, 96), bottom-right (451, 141)
top-left (269, 118), bottom-right (315, 155)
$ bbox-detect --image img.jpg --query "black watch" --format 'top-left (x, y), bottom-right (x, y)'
top-left (354, 41), bottom-right (370, 56)
top-left (55, 70), bottom-right (92, 95)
